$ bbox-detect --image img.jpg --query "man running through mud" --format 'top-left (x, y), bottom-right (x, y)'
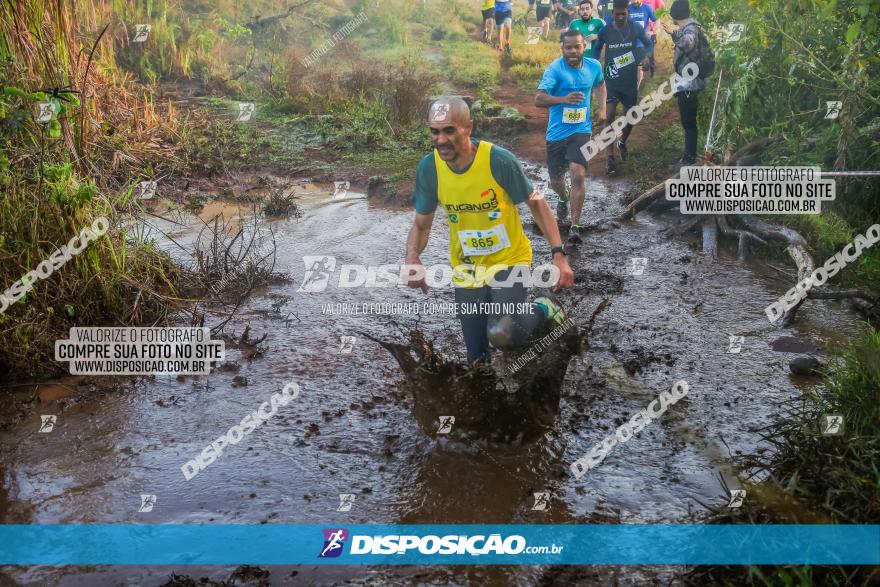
top-left (594, 0), bottom-right (653, 175)
top-left (405, 97), bottom-right (574, 364)
top-left (535, 28), bottom-right (606, 239)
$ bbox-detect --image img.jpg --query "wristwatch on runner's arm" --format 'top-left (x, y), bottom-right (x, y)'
top-left (551, 246), bottom-right (567, 259)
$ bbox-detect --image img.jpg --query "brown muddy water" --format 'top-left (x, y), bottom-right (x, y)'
top-left (0, 166), bottom-right (864, 586)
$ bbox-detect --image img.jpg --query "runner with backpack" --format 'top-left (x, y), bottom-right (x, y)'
top-left (661, 0), bottom-right (715, 164)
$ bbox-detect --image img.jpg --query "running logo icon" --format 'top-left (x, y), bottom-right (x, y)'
top-left (38, 415), bottom-right (56, 433)
top-left (137, 180), bottom-right (157, 200)
top-left (139, 494), bottom-right (157, 512)
top-left (333, 181), bottom-right (350, 198)
top-left (339, 336), bottom-right (355, 354)
top-left (526, 27), bottom-right (542, 45)
top-left (319, 528), bottom-right (349, 557)
top-left (35, 102), bottom-right (55, 123)
top-left (337, 494), bottom-right (355, 512)
top-left (532, 492), bottom-right (550, 511)
top-left (825, 101), bottom-right (842, 120)
top-left (727, 335), bottom-right (744, 354)
top-left (236, 102), bottom-right (255, 122)
top-left (132, 24), bottom-right (151, 43)
top-left (436, 416), bottom-right (455, 434)
top-left (722, 23), bottom-right (744, 43)
top-left (629, 257), bottom-right (648, 276)
top-left (727, 489), bottom-right (746, 508)
top-left (430, 103), bottom-right (451, 122)
top-left (298, 256), bottom-right (337, 292)
top-left (821, 414), bottom-right (844, 436)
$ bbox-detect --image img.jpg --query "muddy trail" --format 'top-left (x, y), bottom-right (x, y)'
top-left (0, 56), bottom-right (866, 587)
top-left (0, 169), bottom-right (863, 585)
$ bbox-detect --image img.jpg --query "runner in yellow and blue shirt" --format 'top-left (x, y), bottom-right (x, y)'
top-left (406, 97), bottom-right (574, 364)
top-left (495, 0), bottom-right (514, 56)
top-left (481, 0), bottom-right (496, 45)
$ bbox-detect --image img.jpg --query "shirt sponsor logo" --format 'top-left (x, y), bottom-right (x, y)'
top-left (444, 189), bottom-right (499, 213)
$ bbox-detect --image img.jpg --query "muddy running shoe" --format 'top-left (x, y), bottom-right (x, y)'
top-left (556, 187), bottom-right (570, 220)
top-left (566, 224), bottom-right (585, 245)
top-left (534, 296), bottom-right (567, 326)
top-left (482, 31), bottom-right (490, 44)
top-left (605, 155), bottom-right (617, 176)
top-left (617, 140), bottom-right (628, 161)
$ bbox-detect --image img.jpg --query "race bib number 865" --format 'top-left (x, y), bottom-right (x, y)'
top-left (458, 225), bottom-right (511, 256)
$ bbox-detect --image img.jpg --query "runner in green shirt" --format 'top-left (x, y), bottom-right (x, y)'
top-left (568, 0), bottom-right (604, 58)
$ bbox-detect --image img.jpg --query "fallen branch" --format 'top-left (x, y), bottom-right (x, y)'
top-left (664, 215), bottom-right (703, 237)
top-left (618, 181), bottom-right (668, 220)
top-left (806, 288), bottom-right (878, 303)
top-left (737, 216), bottom-right (814, 326)
top-left (716, 215), bottom-right (768, 261)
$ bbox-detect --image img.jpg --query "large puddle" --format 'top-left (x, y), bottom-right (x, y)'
top-left (0, 168), bottom-right (863, 585)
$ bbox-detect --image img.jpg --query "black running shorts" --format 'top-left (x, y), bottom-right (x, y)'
top-left (547, 132), bottom-right (591, 180)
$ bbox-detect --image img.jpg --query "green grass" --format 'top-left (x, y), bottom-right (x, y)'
top-left (441, 34), bottom-right (501, 90)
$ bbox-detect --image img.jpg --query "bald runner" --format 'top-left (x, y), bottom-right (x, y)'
top-left (405, 97), bottom-right (575, 364)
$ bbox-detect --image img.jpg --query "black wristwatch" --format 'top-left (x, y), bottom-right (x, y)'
top-left (551, 246), bottom-right (567, 259)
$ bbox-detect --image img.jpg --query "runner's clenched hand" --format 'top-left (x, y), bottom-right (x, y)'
top-left (403, 260), bottom-right (429, 293)
top-left (564, 91), bottom-right (586, 105)
top-left (552, 255), bottom-right (574, 292)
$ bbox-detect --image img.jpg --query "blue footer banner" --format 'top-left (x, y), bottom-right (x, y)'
top-left (1, 524), bottom-right (878, 565)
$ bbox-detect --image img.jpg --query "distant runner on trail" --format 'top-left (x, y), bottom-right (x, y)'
top-left (536, 0), bottom-right (554, 39)
top-left (568, 0), bottom-right (605, 58)
top-left (554, 0), bottom-right (577, 29)
top-left (482, 0), bottom-right (497, 45)
top-left (626, 0), bottom-right (657, 87)
top-left (495, 0), bottom-right (514, 56)
top-left (406, 97), bottom-right (574, 364)
top-left (643, 0), bottom-right (665, 77)
top-left (535, 28), bottom-right (606, 239)
top-left (594, 0), bottom-right (653, 175)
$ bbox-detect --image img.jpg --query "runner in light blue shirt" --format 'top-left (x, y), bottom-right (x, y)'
top-left (535, 28), bottom-right (606, 239)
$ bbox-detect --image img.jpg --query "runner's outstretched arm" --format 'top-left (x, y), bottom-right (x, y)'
top-left (405, 212), bottom-right (434, 292)
top-left (524, 193), bottom-right (574, 291)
